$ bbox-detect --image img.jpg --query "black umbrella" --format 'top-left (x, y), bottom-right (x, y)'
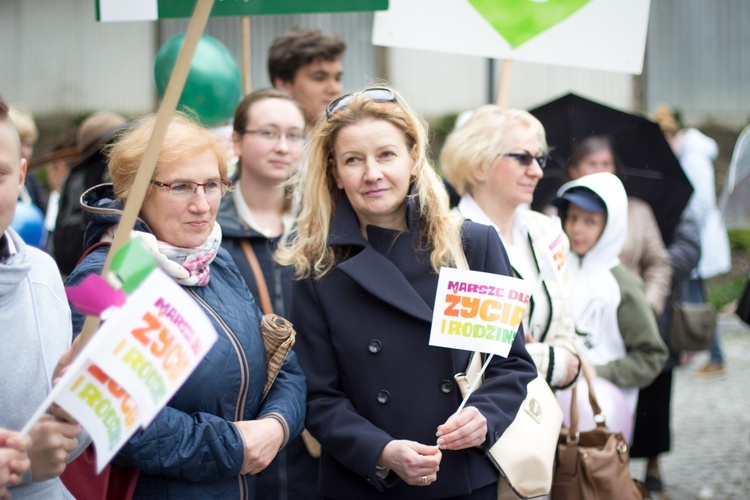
top-left (529, 93), bottom-right (693, 245)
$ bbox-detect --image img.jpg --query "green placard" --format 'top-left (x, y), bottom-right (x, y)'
top-left (158, 0), bottom-right (388, 18)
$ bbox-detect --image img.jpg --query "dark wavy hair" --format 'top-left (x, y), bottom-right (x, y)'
top-left (268, 29), bottom-right (345, 84)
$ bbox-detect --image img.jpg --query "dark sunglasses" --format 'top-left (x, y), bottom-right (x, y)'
top-left (325, 87), bottom-right (398, 120)
top-left (503, 152), bottom-right (547, 169)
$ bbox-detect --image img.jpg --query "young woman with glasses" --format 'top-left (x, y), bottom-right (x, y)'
top-left (276, 88), bottom-right (537, 499)
top-left (216, 88), bottom-right (319, 499)
top-left (65, 113), bottom-right (306, 499)
top-left (441, 106), bottom-right (581, 396)
top-left (219, 89), bottom-right (305, 314)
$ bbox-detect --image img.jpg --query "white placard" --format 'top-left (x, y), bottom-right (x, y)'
top-left (90, 271), bottom-right (218, 424)
top-left (429, 267), bottom-right (533, 358)
top-left (373, 0), bottom-right (651, 74)
top-left (22, 267), bottom-right (218, 472)
top-left (99, 0), bottom-right (158, 22)
top-left (53, 359), bottom-right (142, 471)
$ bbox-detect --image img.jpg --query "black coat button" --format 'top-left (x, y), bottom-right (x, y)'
top-left (377, 390), bottom-right (390, 404)
top-left (368, 339), bottom-right (382, 354)
top-left (440, 380), bottom-right (454, 394)
top-left (494, 431), bottom-right (501, 440)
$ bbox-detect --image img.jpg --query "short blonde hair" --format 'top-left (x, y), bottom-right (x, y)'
top-left (8, 106), bottom-right (38, 144)
top-left (276, 86), bottom-right (463, 278)
top-left (441, 106), bottom-right (547, 196)
top-left (107, 113), bottom-right (228, 203)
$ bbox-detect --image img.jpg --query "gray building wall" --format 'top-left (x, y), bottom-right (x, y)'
top-left (1, 0), bottom-right (155, 116)
top-left (0, 1), bottom-right (379, 117)
top-left (1, 0), bottom-right (748, 128)
top-left (644, 0), bottom-right (750, 127)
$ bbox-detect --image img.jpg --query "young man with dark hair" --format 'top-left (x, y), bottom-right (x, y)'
top-left (268, 28), bottom-right (346, 128)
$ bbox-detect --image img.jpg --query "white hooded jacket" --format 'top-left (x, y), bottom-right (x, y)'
top-left (676, 128), bottom-right (731, 278)
top-left (557, 173), bottom-right (667, 417)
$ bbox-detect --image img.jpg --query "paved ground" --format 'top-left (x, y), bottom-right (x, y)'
top-left (630, 314), bottom-right (750, 499)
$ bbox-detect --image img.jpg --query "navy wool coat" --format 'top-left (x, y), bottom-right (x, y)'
top-left (291, 198), bottom-right (537, 499)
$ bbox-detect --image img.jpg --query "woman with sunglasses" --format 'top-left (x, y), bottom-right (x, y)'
top-left (64, 113), bottom-right (306, 499)
top-left (216, 89), bottom-right (319, 499)
top-left (441, 107), bottom-right (581, 396)
top-left (277, 88), bottom-right (537, 499)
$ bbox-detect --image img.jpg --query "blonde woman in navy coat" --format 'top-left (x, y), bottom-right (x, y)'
top-left (277, 87), bottom-right (537, 499)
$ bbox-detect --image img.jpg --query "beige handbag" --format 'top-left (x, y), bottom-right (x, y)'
top-left (456, 353), bottom-right (563, 499)
top-left (452, 246), bottom-right (563, 499)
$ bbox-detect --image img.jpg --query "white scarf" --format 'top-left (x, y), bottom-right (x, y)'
top-left (102, 222), bottom-right (222, 287)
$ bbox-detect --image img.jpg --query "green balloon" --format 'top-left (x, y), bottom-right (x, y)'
top-left (154, 33), bottom-right (241, 127)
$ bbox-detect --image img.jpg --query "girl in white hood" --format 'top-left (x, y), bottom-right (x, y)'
top-left (554, 172), bottom-right (668, 417)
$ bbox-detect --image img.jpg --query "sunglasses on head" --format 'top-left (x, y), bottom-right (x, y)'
top-left (503, 152), bottom-right (548, 169)
top-left (325, 87), bottom-right (398, 120)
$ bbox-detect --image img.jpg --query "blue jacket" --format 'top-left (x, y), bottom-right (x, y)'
top-left (291, 197), bottom-right (538, 499)
top-left (66, 185), bottom-right (306, 499)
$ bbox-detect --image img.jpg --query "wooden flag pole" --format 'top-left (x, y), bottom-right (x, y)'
top-left (241, 16), bottom-right (252, 95)
top-left (75, 0), bottom-right (217, 355)
top-left (495, 60), bottom-right (513, 108)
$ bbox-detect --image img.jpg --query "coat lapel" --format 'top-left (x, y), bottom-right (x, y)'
top-left (328, 197), bottom-right (435, 324)
top-left (337, 247), bottom-right (435, 323)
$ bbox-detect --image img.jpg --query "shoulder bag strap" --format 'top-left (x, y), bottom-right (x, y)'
top-left (239, 242), bottom-right (322, 458)
top-left (240, 239), bottom-right (273, 315)
top-left (76, 241), bottom-right (112, 267)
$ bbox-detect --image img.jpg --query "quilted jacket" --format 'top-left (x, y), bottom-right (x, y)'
top-left (65, 184), bottom-right (306, 499)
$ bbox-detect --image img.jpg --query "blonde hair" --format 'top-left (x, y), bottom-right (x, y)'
top-left (8, 106), bottom-right (38, 144)
top-left (276, 86), bottom-right (464, 278)
top-left (107, 113), bottom-right (228, 203)
top-left (441, 106), bottom-right (547, 196)
top-left (652, 103), bottom-right (680, 138)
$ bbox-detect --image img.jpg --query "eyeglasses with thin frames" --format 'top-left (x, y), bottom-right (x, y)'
top-left (502, 152), bottom-right (548, 169)
top-left (151, 179), bottom-right (231, 199)
top-left (243, 129), bottom-right (305, 144)
top-left (325, 87), bottom-right (398, 120)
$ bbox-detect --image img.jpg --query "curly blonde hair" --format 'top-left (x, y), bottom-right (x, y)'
top-left (276, 86), bottom-right (464, 278)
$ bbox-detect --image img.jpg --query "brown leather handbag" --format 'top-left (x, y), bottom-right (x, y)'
top-left (551, 371), bottom-right (644, 499)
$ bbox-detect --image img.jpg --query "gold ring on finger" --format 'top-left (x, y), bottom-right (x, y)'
top-left (421, 475), bottom-right (429, 485)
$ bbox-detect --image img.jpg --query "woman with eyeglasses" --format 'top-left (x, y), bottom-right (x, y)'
top-left (441, 107), bottom-right (581, 397)
top-left (216, 89), bottom-right (318, 499)
top-left (276, 87), bottom-right (537, 499)
top-left (65, 113), bottom-right (306, 499)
